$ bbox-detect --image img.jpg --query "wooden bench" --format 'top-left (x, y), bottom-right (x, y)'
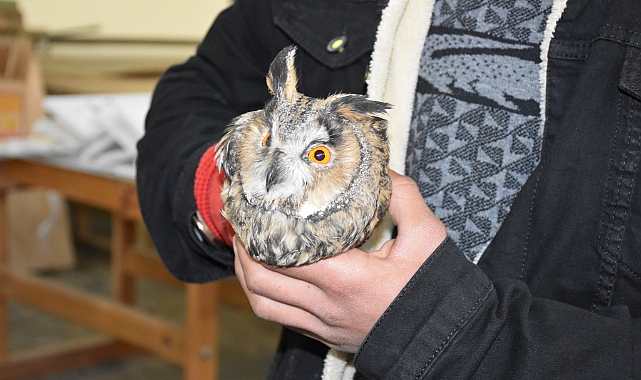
top-left (0, 159), bottom-right (247, 380)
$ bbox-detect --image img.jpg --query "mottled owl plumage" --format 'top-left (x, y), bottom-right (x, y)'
top-left (216, 45), bottom-right (391, 266)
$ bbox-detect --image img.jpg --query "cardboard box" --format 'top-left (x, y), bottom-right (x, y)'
top-left (0, 1), bottom-right (21, 34)
top-left (6, 187), bottom-right (76, 273)
top-left (0, 36), bottom-right (44, 137)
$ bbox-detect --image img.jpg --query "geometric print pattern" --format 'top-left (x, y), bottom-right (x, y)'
top-left (433, 0), bottom-right (553, 44)
top-left (405, 0), bottom-right (553, 262)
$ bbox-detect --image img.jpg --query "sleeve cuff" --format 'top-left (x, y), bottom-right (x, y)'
top-left (194, 144), bottom-right (235, 247)
top-left (354, 237), bottom-right (493, 379)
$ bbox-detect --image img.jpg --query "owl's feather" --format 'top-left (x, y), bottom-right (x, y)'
top-left (216, 45), bottom-right (392, 266)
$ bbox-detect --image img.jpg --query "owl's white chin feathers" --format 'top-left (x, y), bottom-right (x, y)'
top-left (262, 182), bottom-right (303, 201)
top-left (246, 186), bottom-right (330, 218)
top-left (297, 201), bottom-right (322, 218)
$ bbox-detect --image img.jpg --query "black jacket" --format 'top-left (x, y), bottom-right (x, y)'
top-left (137, 0), bottom-right (641, 378)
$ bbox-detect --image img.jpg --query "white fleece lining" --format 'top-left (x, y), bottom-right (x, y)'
top-left (321, 350), bottom-right (356, 380)
top-left (359, 0), bottom-right (437, 254)
top-left (539, 0), bottom-right (569, 132)
top-left (367, 0), bottom-right (437, 175)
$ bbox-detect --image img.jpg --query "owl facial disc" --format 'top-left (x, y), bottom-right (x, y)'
top-left (215, 45), bottom-right (392, 266)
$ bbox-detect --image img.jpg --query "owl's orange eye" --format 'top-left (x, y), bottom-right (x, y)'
top-left (308, 146), bottom-right (331, 164)
top-left (262, 132), bottom-right (272, 147)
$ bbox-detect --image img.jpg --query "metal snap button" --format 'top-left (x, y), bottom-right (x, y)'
top-left (327, 36), bottom-right (347, 53)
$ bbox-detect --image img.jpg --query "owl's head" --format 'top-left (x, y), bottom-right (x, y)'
top-left (216, 45), bottom-right (390, 219)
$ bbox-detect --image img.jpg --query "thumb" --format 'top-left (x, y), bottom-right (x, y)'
top-left (387, 170), bottom-right (447, 241)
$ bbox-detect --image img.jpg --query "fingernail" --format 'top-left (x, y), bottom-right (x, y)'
top-left (232, 236), bottom-right (238, 255)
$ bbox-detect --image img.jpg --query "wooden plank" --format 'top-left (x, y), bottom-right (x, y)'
top-left (0, 292), bottom-right (6, 359)
top-left (121, 183), bottom-right (143, 221)
top-left (0, 160), bottom-right (141, 221)
top-left (0, 338), bottom-right (142, 380)
top-left (1, 161), bottom-right (121, 211)
top-left (123, 248), bottom-right (250, 310)
top-left (184, 282), bottom-right (219, 380)
top-left (122, 250), bottom-right (250, 311)
top-left (0, 190), bottom-right (6, 264)
top-left (45, 74), bottom-right (160, 95)
top-left (111, 214), bottom-right (136, 304)
top-left (219, 278), bottom-right (251, 310)
top-left (72, 205), bottom-right (112, 252)
top-left (124, 249), bottom-right (185, 289)
top-left (0, 270), bottom-right (186, 365)
top-left (0, 190), bottom-right (6, 359)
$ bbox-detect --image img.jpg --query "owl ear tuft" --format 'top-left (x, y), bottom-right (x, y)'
top-left (266, 45), bottom-right (300, 102)
top-left (330, 95), bottom-right (392, 121)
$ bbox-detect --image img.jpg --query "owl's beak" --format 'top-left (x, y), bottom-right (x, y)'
top-left (265, 162), bottom-right (284, 192)
top-left (266, 166), bottom-right (286, 192)
top-left (266, 166), bottom-right (277, 192)
top-left (265, 150), bottom-right (286, 192)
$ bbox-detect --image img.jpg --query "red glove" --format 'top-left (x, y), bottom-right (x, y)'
top-left (194, 144), bottom-right (235, 247)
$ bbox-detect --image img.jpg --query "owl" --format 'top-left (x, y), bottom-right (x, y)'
top-left (215, 45), bottom-right (391, 266)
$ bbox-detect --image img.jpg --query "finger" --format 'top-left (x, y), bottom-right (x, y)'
top-left (387, 170), bottom-right (431, 226)
top-left (239, 280), bottom-right (329, 336)
top-left (386, 170), bottom-right (447, 257)
top-left (242, 293), bottom-right (351, 352)
top-left (237, 286), bottom-right (353, 352)
top-left (234, 242), bottom-right (334, 338)
top-left (234, 237), bottom-right (327, 309)
top-left (233, 236), bottom-right (247, 280)
top-left (269, 246), bottom-right (370, 287)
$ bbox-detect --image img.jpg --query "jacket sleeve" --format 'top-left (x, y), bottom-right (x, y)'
top-left (354, 237), bottom-right (641, 379)
top-left (136, 0), bottom-right (282, 283)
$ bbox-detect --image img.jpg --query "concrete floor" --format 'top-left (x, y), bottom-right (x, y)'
top-left (7, 242), bottom-right (282, 380)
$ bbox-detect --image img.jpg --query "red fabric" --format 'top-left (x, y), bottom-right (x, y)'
top-left (194, 144), bottom-right (235, 247)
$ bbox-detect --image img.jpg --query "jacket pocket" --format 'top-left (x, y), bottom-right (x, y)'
top-left (271, 0), bottom-right (383, 69)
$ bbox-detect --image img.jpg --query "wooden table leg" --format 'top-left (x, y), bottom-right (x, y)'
top-left (111, 213), bottom-right (136, 304)
top-left (0, 189), bottom-right (7, 359)
top-left (184, 282), bottom-right (219, 380)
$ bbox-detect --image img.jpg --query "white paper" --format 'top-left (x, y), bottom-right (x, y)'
top-left (0, 93), bottom-right (152, 180)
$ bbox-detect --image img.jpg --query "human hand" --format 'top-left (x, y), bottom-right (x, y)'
top-left (233, 170), bottom-right (447, 353)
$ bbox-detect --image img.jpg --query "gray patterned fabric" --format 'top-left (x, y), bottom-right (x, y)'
top-left (406, 0), bottom-right (553, 262)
